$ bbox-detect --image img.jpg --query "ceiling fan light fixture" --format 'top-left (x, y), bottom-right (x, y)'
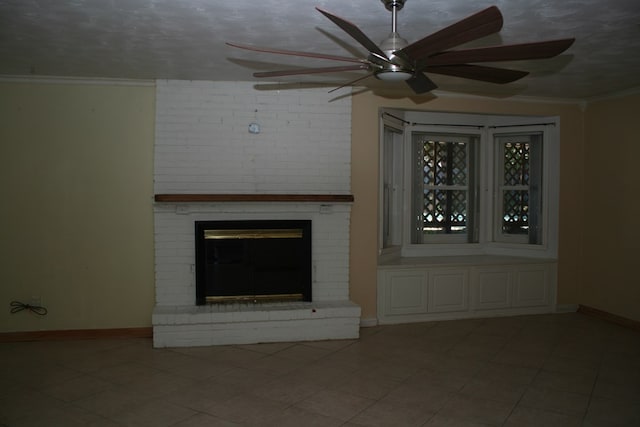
top-left (375, 70), bottom-right (413, 81)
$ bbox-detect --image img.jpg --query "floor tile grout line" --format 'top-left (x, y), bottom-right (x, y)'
top-left (476, 316), bottom-right (547, 426)
top-left (580, 324), bottom-right (609, 427)
top-left (501, 316), bottom-right (600, 425)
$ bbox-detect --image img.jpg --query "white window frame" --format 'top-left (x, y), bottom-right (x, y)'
top-left (379, 114), bottom-right (405, 258)
top-left (492, 129), bottom-right (544, 245)
top-left (408, 129), bottom-right (481, 245)
top-left (485, 124), bottom-right (559, 258)
top-left (378, 110), bottom-right (559, 260)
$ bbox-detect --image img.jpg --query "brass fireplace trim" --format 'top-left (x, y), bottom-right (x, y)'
top-left (204, 228), bottom-right (303, 240)
top-left (205, 293), bottom-right (304, 304)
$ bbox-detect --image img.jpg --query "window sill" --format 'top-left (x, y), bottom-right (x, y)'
top-left (398, 242), bottom-right (556, 260)
top-left (378, 254), bottom-right (557, 269)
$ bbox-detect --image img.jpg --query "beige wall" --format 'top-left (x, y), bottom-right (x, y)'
top-left (350, 91), bottom-right (586, 320)
top-left (0, 81), bottom-right (155, 332)
top-left (581, 93), bottom-right (640, 322)
top-left (1, 80), bottom-right (637, 333)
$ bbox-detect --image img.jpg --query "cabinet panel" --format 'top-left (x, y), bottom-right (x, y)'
top-left (473, 268), bottom-right (512, 310)
top-left (428, 269), bottom-right (468, 313)
top-left (513, 266), bottom-right (549, 307)
top-left (384, 271), bottom-right (427, 315)
top-left (377, 259), bottom-right (555, 324)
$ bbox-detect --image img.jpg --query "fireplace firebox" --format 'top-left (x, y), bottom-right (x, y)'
top-left (195, 220), bottom-right (312, 305)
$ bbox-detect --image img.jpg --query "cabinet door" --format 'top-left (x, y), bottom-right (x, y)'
top-left (513, 265), bottom-right (549, 307)
top-left (382, 270), bottom-right (428, 316)
top-left (472, 267), bottom-right (513, 310)
top-left (428, 268), bottom-right (469, 313)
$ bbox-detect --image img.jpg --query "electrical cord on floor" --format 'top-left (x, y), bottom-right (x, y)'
top-left (10, 301), bottom-right (48, 316)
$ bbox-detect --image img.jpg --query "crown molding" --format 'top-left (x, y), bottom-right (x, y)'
top-left (431, 89), bottom-right (586, 106)
top-left (0, 74), bottom-right (155, 87)
top-left (584, 86), bottom-right (640, 104)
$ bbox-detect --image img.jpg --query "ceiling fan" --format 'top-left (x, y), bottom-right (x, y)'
top-left (226, 0), bottom-right (575, 94)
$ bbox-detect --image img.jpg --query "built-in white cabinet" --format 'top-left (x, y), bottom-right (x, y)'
top-left (378, 256), bottom-right (556, 324)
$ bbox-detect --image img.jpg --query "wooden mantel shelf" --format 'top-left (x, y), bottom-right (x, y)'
top-left (154, 194), bottom-right (354, 203)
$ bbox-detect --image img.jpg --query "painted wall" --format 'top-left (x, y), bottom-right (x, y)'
top-left (582, 92), bottom-right (640, 322)
top-left (350, 91), bottom-right (586, 321)
top-left (0, 81), bottom-right (155, 332)
top-left (2, 79), bottom-right (636, 332)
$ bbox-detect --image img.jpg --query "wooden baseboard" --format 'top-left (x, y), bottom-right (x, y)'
top-left (578, 305), bottom-right (640, 332)
top-left (0, 327), bottom-right (153, 343)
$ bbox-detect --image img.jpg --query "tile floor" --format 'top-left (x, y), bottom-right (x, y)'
top-left (1, 313), bottom-right (639, 426)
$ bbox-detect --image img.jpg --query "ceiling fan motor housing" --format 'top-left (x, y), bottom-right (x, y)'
top-left (373, 32), bottom-right (413, 78)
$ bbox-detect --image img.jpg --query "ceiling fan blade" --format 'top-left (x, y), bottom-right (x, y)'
top-left (226, 42), bottom-right (366, 64)
top-left (397, 6), bottom-right (503, 62)
top-left (426, 39), bottom-right (576, 66)
top-left (254, 64), bottom-right (369, 78)
top-left (425, 64), bottom-right (529, 84)
top-left (316, 7), bottom-right (388, 58)
top-left (329, 73), bottom-right (375, 93)
top-left (405, 72), bottom-right (438, 94)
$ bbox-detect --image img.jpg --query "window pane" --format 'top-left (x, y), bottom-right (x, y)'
top-left (382, 126), bottom-right (402, 249)
top-left (382, 128), bottom-right (393, 247)
top-left (503, 142), bottom-right (530, 186)
top-left (502, 189), bottom-right (529, 234)
top-left (502, 141), bottom-right (530, 235)
top-left (412, 133), bottom-right (478, 243)
top-left (422, 189), bottom-right (468, 234)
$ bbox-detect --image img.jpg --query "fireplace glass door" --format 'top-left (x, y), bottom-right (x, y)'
top-left (195, 220), bottom-right (312, 305)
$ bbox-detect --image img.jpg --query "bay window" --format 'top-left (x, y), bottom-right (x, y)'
top-left (380, 110), bottom-right (559, 259)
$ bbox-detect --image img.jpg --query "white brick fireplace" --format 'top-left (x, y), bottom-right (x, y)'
top-left (151, 81), bottom-right (361, 347)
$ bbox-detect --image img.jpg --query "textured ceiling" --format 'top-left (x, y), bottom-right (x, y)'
top-left (1, 0), bottom-right (639, 100)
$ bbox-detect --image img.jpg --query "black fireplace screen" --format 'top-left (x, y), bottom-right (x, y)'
top-left (195, 220), bottom-right (312, 305)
